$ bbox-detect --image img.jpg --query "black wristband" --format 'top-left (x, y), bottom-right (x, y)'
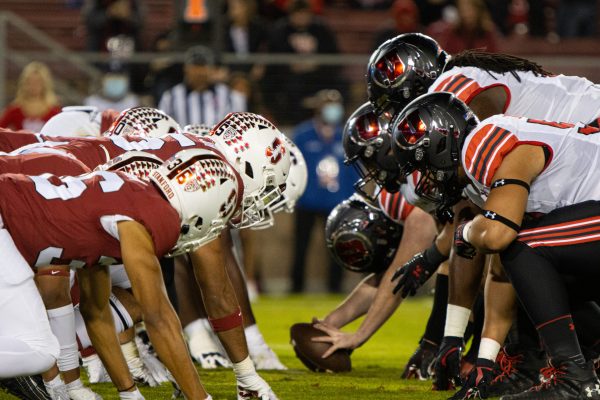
top-left (491, 178), bottom-right (530, 193)
top-left (423, 241), bottom-right (448, 267)
top-left (481, 209), bottom-right (521, 232)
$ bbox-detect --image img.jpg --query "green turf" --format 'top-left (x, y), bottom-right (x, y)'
top-left (1, 295), bottom-right (474, 399)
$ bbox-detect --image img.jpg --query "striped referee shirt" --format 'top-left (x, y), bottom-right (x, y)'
top-left (158, 83), bottom-right (247, 126)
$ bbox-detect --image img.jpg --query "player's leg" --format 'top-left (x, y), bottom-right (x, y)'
top-left (222, 230), bottom-right (286, 370)
top-left (0, 227), bottom-right (59, 378)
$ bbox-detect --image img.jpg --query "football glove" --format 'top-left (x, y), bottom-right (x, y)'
top-left (432, 336), bottom-right (464, 391)
top-left (454, 221), bottom-right (477, 259)
top-left (401, 338), bottom-right (438, 380)
top-left (392, 242), bottom-right (446, 298)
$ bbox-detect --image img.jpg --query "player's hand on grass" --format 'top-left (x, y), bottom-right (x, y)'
top-left (312, 323), bottom-right (360, 358)
top-left (401, 338), bottom-right (438, 380)
top-left (432, 336), bottom-right (464, 391)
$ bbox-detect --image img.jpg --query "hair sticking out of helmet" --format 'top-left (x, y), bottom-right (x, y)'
top-left (390, 91), bottom-right (479, 209)
top-left (209, 112), bottom-right (291, 229)
top-left (326, 194), bottom-right (403, 274)
top-left (367, 33), bottom-right (448, 114)
top-left (149, 148), bottom-right (243, 255)
top-left (105, 107), bottom-right (182, 138)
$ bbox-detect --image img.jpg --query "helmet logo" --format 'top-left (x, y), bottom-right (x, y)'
top-left (265, 137), bottom-right (286, 164)
top-left (334, 236), bottom-right (370, 268)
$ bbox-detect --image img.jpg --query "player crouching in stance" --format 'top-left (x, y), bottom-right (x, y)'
top-left (0, 146), bottom-right (264, 400)
top-left (393, 91), bottom-right (600, 399)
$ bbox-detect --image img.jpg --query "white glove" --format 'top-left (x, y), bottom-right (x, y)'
top-left (119, 388), bottom-right (145, 399)
top-left (234, 356), bottom-right (278, 400)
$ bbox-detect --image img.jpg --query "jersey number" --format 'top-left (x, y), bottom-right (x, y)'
top-left (31, 171), bottom-right (125, 200)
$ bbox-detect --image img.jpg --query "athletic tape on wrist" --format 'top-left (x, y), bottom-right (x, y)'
top-left (481, 210), bottom-right (520, 232)
top-left (491, 178), bottom-right (530, 193)
top-left (209, 307), bottom-right (243, 332)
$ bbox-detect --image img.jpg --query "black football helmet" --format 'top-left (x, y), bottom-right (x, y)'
top-left (342, 102), bottom-right (401, 198)
top-left (367, 33), bottom-right (448, 114)
top-left (326, 194), bottom-right (403, 274)
top-left (390, 92), bottom-right (479, 209)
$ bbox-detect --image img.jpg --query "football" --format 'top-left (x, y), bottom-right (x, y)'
top-left (290, 323), bottom-right (352, 373)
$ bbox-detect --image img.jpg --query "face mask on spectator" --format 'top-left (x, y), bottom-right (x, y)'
top-left (321, 102), bottom-right (344, 125)
top-left (103, 75), bottom-right (129, 100)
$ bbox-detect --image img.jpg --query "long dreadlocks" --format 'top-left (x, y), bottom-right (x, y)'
top-left (445, 49), bottom-right (552, 82)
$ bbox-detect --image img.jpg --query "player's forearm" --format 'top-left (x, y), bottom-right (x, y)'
top-left (144, 300), bottom-right (207, 398)
top-left (324, 274), bottom-right (379, 328)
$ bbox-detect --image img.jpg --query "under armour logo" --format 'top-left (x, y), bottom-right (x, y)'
top-left (484, 211), bottom-right (497, 219)
top-left (493, 179), bottom-right (505, 188)
top-left (586, 384), bottom-right (600, 397)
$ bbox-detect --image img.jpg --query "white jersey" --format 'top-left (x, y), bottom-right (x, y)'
top-left (429, 66), bottom-right (600, 124)
top-left (462, 114), bottom-right (600, 213)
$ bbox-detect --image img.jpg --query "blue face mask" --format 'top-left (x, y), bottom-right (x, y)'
top-left (321, 102), bottom-right (344, 125)
top-left (103, 76), bottom-right (129, 100)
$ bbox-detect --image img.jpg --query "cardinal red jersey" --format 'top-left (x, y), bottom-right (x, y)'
top-left (19, 133), bottom-right (207, 170)
top-left (0, 171), bottom-right (180, 267)
top-left (429, 67), bottom-right (600, 124)
top-left (0, 128), bottom-right (43, 153)
top-left (0, 153), bottom-right (90, 176)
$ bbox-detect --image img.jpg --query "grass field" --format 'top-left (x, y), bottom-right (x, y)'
top-left (1, 295), bottom-right (465, 400)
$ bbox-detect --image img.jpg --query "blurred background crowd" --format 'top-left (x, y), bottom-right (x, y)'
top-left (0, 0), bottom-right (598, 294)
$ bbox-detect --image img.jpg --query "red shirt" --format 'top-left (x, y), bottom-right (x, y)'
top-left (0, 104), bottom-right (61, 131)
top-left (0, 171), bottom-right (180, 267)
top-left (0, 152), bottom-right (90, 176)
top-left (0, 128), bottom-right (43, 153)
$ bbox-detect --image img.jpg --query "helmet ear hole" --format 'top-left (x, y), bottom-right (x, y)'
top-left (195, 217), bottom-right (204, 228)
top-left (244, 161), bottom-right (254, 179)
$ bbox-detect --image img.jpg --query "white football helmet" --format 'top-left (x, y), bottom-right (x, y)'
top-left (252, 136), bottom-right (308, 230)
top-left (105, 107), bottom-right (181, 138)
top-left (184, 123), bottom-right (212, 136)
top-left (40, 106), bottom-right (101, 137)
top-left (210, 112), bottom-right (291, 229)
top-left (149, 148), bottom-right (243, 255)
top-left (95, 150), bottom-right (164, 182)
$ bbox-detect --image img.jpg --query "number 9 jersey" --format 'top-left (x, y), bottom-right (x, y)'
top-left (0, 171), bottom-right (181, 268)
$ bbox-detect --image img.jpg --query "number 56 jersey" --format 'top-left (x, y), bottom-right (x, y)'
top-left (0, 171), bottom-right (181, 268)
top-left (462, 114), bottom-right (600, 213)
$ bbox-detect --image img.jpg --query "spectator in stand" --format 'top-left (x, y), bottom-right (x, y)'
top-left (225, 0), bottom-right (268, 73)
top-left (84, 65), bottom-right (140, 112)
top-left (427, 0), bottom-right (498, 53)
top-left (158, 45), bottom-right (246, 126)
top-left (415, 0), bottom-right (453, 26)
top-left (557, 0), bottom-right (597, 37)
top-left (290, 89), bottom-right (357, 294)
top-left (0, 62), bottom-right (61, 132)
top-left (144, 31), bottom-right (184, 105)
top-left (263, 0), bottom-right (343, 125)
top-left (82, 0), bottom-right (145, 52)
top-left (372, 0), bottom-right (423, 50)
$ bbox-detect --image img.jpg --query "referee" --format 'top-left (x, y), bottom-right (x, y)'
top-left (158, 45), bottom-right (247, 126)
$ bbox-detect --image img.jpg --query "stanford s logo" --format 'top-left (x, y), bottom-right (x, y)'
top-left (265, 137), bottom-right (286, 164)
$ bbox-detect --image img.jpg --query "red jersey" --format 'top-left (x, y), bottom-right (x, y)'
top-left (22, 133), bottom-right (208, 170)
top-left (0, 128), bottom-right (43, 153)
top-left (0, 153), bottom-right (90, 176)
top-left (0, 171), bottom-right (180, 267)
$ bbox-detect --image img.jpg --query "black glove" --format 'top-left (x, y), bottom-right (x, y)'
top-left (448, 358), bottom-right (496, 400)
top-left (454, 221), bottom-right (477, 259)
top-left (392, 242), bottom-right (447, 298)
top-left (401, 338), bottom-right (438, 380)
top-left (433, 336), bottom-right (464, 391)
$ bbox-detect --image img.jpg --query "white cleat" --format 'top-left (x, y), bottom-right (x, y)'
top-left (66, 380), bottom-right (102, 400)
top-left (134, 336), bottom-right (170, 385)
top-left (121, 341), bottom-right (159, 387)
top-left (82, 354), bottom-right (111, 384)
top-left (44, 382), bottom-right (69, 400)
top-left (185, 319), bottom-right (232, 369)
top-left (249, 345), bottom-right (287, 371)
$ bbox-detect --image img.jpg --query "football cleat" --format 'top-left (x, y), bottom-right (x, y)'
top-left (402, 339), bottom-right (438, 380)
top-left (449, 358), bottom-right (496, 400)
top-left (499, 360), bottom-right (600, 400)
top-left (485, 346), bottom-right (545, 398)
top-left (66, 380), bottom-right (102, 400)
top-left (134, 336), bottom-right (170, 385)
top-left (121, 341), bottom-right (159, 387)
top-left (82, 354), bottom-right (111, 384)
top-left (186, 320), bottom-right (232, 369)
top-left (0, 375), bottom-right (51, 400)
top-left (249, 344), bottom-right (287, 371)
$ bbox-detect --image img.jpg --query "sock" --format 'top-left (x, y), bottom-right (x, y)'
top-left (47, 304), bottom-right (79, 372)
top-left (422, 274), bottom-right (448, 345)
top-left (537, 314), bottom-right (586, 366)
top-left (444, 304), bottom-right (471, 339)
top-left (517, 306), bottom-right (541, 350)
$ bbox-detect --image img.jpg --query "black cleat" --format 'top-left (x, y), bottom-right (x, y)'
top-left (402, 338), bottom-right (438, 380)
top-left (486, 346), bottom-right (546, 398)
top-left (0, 375), bottom-right (51, 400)
top-left (499, 359), bottom-right (600, 400)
